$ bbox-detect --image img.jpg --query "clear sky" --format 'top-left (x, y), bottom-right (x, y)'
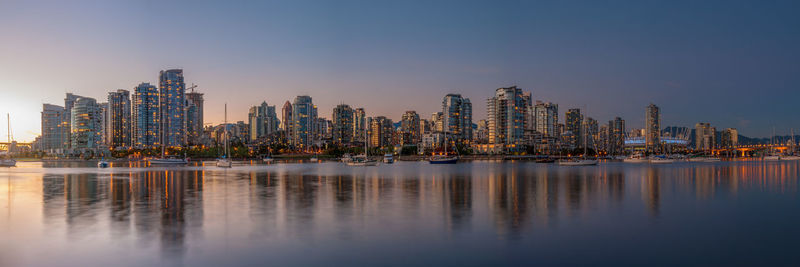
top-left (1, 0), bottom-right (799, 142)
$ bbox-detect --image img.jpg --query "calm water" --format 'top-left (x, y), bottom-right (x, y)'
top-left (2, 160), bottom-right (800, 266)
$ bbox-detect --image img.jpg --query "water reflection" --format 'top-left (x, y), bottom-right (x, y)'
top-left (2, 160), bottom-right (800, 265)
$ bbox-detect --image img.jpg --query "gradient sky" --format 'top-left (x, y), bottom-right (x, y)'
top-left (1, 0), bottom-right (799, 142)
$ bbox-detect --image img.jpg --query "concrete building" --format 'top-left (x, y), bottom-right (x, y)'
top-left (565, 108), bottom-right (582, 148)
top-left (106, 89), bottom-right (131, 148)
top-left (645, 103), bottom-right (661, 152)
top-left (132, 83), bottom-right (160, 148)
top-left (291, 96), bottom-right (317, 149)
top-left (159, 69), bottom-right (186, 147)
top-left (369, 116), bottom-right (393, 148)
top-left (249, 101), bottom-right (279, 142)
top-left (186, 90), bottom-right (204, 145)
top-left (332, 104), bottom-right (354, 145)
top-left (70, 97), bottom-right (103, 149)
top-left (442, 94), bottom-right (472, 143)
top-left (695, 123), bottom-right (716, 150)
top-left (40, 104), bottom-right (68, 153)
top-left (487, 86), bottom-right (529, 152)
top-left (401, 111), bottom-right (421, 145)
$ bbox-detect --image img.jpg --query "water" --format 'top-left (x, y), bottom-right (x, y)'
top-left (1, 160), bottom-right (800, 266)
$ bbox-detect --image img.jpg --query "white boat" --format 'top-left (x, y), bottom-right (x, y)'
top-left (623, 153), bottom-right (648, 163)
top-left (689, 156), bottom-right (720, 162)
top-left (309, 156), bottom-right (318, 162)
top-left (383, 153), bottom-right (394, 164)
top-left (557, 158), bottom-right (598, 166)
top-left (649, 156), bottom-right (675, 164)
top-left (429, 154), bottom-right (459, 164)
top-left (340, 154), bottom-right (353, 163)
top-left (262, 156), bottom-right (274, 163)
top-left (0, 159), bottom-right (16, 167)
top-left (148, 157), bottom-right (189, 165)
top-left (764, 155), bottom-right (781, 161)
top-left (347, 155), bottom-right (378, 166)
top-left (780, 155), bottom-right (800, 161)
top-left (97, 160), bottom-right (109, 168)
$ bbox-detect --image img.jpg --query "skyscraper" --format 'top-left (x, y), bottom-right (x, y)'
top-left (132, 83), bottom-right (160, 148)
top-left (645, 103), bottom-right (661, 152)
top-left (534, 101), bottom-right (558, 138)
top-left (608, 117), bottom-right (626, 155)
top-left (106, 89), bottom-right (131, 148)
top-left (442, 94), bottom-right (472, 143)
top-left (565, 108), bottom-right (582, 148)
top-left (249, 101), bottom-right (279, 142)
top-left (401, 111), bottom-right (421, 145)
top-left (281, 101), bottom-right (293, 141)
top-left (721, 128), bottom-right (738, 148)
top-left (291, 95), bottom-right (317, 149)
top-left (487, 86), bottom-right (529, 152)
top-left (40, 104), bottom-right (67, 153)
top-left (332, 104), bottom-right (354, 145)
top-left (159, 69), bottom-right (186, 147)
top-left (185, 90), bottom-right (204, 145)
top-left (695, 123), bottom-right (715, 150)
top-left (70, 97), bottom-right (103, 149)
top-left (584, 117), bottom-right (598, 149)
top-left (353, 108), bottom-right (366, 144)
top-left (62, 93), bottom-right (85, 149)
top-left (369, 116), bottom-right (393, 148)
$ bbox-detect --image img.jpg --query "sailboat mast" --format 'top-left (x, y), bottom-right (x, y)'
top-left (7, 113), bottom-right (9, 144)
top-left (224, 103), bottom-right (229, 158)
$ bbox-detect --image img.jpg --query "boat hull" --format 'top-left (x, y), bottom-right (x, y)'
top-left (347, 161), bottom-right (378, 166)
top-left (216, 159), bottom-right (232, 168)
top-left (0, 159), bottom-right (16, 167)
top-left (148, 159), bottom-right (188, 165)
top-left (429, 157), bottom-right (458, 164)
top-left (623, 158), bottom-right (648, 163)
top-left (558, 160), bottom-right (598, 166)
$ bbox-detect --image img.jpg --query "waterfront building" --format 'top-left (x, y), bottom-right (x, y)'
top-left (186, 90), bottom-right (204, 145)
top-left (291, 95), bottom-right (317, 149)
top-left (534, 101), bottom-right (558, 138)
top-left (487, 86), bottom-right (529, 152)
top-left (442, 94), bottom-right (472, 143)
top-left (132, 83), bottom-right (160, 148)
top-left (332, 104), bottom-right (354, 145)
top-left (565, 108), bottom-right (582, 148)
top-left (608, 117), bottom-right (626, 155)
top-left (106, 89), bottom-right (131, 148)
top-left (62, 93), bottom-right (85, 149)
top-left (721, 128), bottom-right (738, 147)
top-left (645, 103), bottom-right (661, 152)
top-left (249, 101), bottom-right (279, 142)
top-left (431, 112), bottom-right (443, 133)
top-left (369, 116), bottom-right (393, 148)
top-left (159, 69), bottom-right (186, 147)
top-left (281, 101), bottom-right (293, 143)
top-left (40, 104), bottom-right (68, 153)
top-left (695, 123), bottom-right (716, 150)
top-left (401, 111), bottom-right (421, 145)
top-left (70, 97), bottom-right (103, 149)
top-left (353, 108), bottom-right (366, 144)
top-left (474, 119), bottom-right (489, 144)
top-left (584, 117), bottom-right (598, 149)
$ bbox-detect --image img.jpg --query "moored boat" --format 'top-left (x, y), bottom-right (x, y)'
top-left (383, 153), bottom-right (394, 164)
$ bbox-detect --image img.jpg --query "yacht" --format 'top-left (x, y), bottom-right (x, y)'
top-left (623, 153), bottom-right (648, 163)
top-left (340, 153), bottom-right (353, 163)
top-left (429, 132), bottom-right (459, 164)
top-left (216, 104), bottom-right (232, 168)
top-left (0, 158), bottom-right (16, 167)
top-left (649, 155), bottom-right (675, 164)
top-left (262, 156), bottom-right (274, 163)
top-left (149, 157), bottom-right (189, 165)
top-left (383, 153), bottom-right (394, 164)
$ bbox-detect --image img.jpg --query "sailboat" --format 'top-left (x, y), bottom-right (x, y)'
top-left (429, 132), bottom-right (458, 164)
top-left (764, 127), bottom-right (781, 161)
top-left (558, 117), bottom-right (598, 166)
top-left (781, 128), bottom-right (800, 161)
top-left (216, 103), bottom-right (232, 168)
top-left (1, 114), bottom-right (16, 167)
top-left (348, 125), bottom-right (377, 166)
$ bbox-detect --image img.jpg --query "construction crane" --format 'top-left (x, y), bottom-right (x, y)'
top-left (186, 83), bottom-right (198, 93)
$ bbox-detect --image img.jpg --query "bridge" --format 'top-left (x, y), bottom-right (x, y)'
top-left (709, 144), bottom-right (791, 156)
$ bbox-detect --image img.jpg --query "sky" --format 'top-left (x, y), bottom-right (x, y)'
top-left (1, 0), bottom-right (799, 142)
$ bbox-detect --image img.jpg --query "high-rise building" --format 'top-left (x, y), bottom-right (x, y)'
top-left (442, 94), bottom-right (472, 143)
top-left (565, 108), bottom-right (582, 148)
top-left (534, 101), bottom-right (558, 138)
top-left (353, 108), bottom-right (366, 144)
top-left (608, 117), bottom-right (626, 155)
top-left (62, 93), bottom-right (85, 149)
top-left (186, 90), bottom-right (204, 145)
top-left (106, 89), bottom-right (131, 148)
top-left (291, 95), bottom-right (317, 149)
top-left (645, 103), bottom-right (661, 152)
top-left (721, 128), bottom-right (738, 148)
top-left (40, 104), bottom-right (68, 153)
top-left (401, 111), bottom-right (421, 145)
top-left (487, 86), bottom-right (529, 152)
top-left (431, 112), bottom-right (443, 133)
top-left (70, 97), bottom-right (103, 149)
top-left (332, 104), bottom-right (354, 145)
top-left (249, 101), bottom-right (279, 142)
top-left (132, 83), bottom-right (160, 148)
top-left (369, 116), bottom-right (393, 148)
top-left (281, 101), bottom-right (293, 141)
top-left (475, 119), bottom-right (489, 144)
top-left (584, 117), bottom-right (598, 149)
top-left (159, 69), bottom-right (186, 147)
top-left (695, 123), bottom-right (715, 150)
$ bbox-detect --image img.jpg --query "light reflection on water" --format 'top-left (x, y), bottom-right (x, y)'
top-left (1, 160), bottom-right (800, 266)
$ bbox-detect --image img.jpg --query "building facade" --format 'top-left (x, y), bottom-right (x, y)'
top-left (132, 83), bottom-right (160, 148)
top-left (645, 103), bottom-right (661, 152)
top-left (442, 94), bottom-right (472, 143)
top-left (186, 91), bottom-right (204, 145)
top-left (40, 104), bottom-right (68, 153)
top-left (159, 69), bottom-right (186, 147)
top-left (332, 104), bottom-right (354, 145)
top-left (401, 111), bottom-right (421, 145)
top-left (487, 86), bottom-right (529, 152)
top-left (291, 96), bottom-right (317, 149)
top-left (106, 89), bottom-right (131, 148)
top-left (70, 97), bottom-right (103, 149)
top-left (565, 108), bottom-right (582, 148)
top-left (695, 122), bottom-right (715, 150)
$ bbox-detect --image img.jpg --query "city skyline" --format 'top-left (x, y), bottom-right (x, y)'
top-left (3, 0), bottom-right (800, 142)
